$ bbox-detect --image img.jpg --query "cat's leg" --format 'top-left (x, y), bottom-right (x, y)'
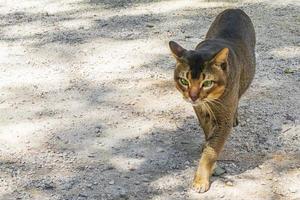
top-left (192, 144), bottom-right (218, 192)
top-left (192, 124), bottom-right (232, 193)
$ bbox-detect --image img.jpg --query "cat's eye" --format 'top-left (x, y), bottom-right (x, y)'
top-left (179, 78), bottom-right (189, 86)
top-left (202, 80), bottom-right (214, 88)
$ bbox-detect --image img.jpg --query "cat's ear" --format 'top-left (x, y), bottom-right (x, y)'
top-left (212, 48), bottom-right (229, 70)
top-left (169, 41), bottom-right (186, 59)
top-left (213, 48), bottom-right (229, 64)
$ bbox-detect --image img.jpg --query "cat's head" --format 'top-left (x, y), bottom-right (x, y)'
top-left (169, 41), bottom-right (228, 106)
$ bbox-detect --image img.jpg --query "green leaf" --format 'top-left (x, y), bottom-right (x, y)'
top-left (284, 68), bottom-right (295, 74)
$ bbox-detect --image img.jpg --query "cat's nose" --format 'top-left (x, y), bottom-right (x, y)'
top-left (189, 88), bottom-right (199, 102)
top-left (190, 94), bottom-right (198, 102)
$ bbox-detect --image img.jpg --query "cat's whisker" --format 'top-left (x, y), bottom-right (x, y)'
top-left (203, 101), bottom-right (217, 122)
top-left (205, 100), bottom-right (222, 113)
top-left (203, 100), bottom-right (220, 126)
top-left (210, 98), bottom-right (225, 108)
top-left (199, 101), bottom-right (207, 113)
top-left (204, 99), bottom-right (222, 114)
top-left (210, 99), bottom-right (227, 112)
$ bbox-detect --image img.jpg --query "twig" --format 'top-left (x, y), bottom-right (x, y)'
top-left (282, 127), bottom-right (291, 133)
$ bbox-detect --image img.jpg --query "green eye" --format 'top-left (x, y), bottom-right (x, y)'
top-left (202, 80), bottom-right (213, 88)
top-left (179, 78), bottom-right (189, 86)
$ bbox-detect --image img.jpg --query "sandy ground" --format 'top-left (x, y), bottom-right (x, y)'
top-left (0, 0), bottom-right (299, 199)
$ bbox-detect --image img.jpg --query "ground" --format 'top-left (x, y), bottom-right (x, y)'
top-left (0, 0), bottom-right (299, 199)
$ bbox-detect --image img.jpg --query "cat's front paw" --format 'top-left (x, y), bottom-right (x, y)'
top-left (192, 178), bottom-right (210, 193)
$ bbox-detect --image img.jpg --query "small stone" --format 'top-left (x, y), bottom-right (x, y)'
top-left (134, 181), bottom-right (140, 185)
top-left (142, 177), bottom-right (150, 182)
top-left (109, 180), bottom-right (114, 185)
top-left (106, 166), bottom-right (115, 170)
top-left (240, 121), bottom-right (246, 127)
top-left (120, 189), bottom-right (128, 198)
top-left (123, 175), bottom-right (130, 179)
top-left (44, 183), bottom-right (55, 190)
top-left (96, 128), bottom-right (101, 133)
top-left (225, 181), bottom-right (233, 186)
top-left (285, 114), bottom-right (295, 121)
top-left (289, 188), bottom-right (296, 193)
top-left (79, 193), bottom-right (88, 197)
top-left (258, 165), bottom-right (264, 169)
top-left (129, 167), bottom-right (136, 171)
top-left (213, 165), bottom-right (226, 176)
top-left (266, 169), bottom-right (273, 174)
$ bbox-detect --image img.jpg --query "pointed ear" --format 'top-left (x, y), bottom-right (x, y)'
top-left (212, 48), bottom-right (229, 65)
top-left (169, 41), bottom-right (186, 59)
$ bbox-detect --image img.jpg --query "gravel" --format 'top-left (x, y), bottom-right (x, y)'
top-left (0, 0), bottom-right (299, 200)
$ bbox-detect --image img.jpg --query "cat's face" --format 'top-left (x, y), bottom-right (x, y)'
top-left (169, 41), bottom-right (228, 106)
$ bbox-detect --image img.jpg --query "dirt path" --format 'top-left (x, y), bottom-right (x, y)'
top-left (0, 0), bottom-right (299, 199)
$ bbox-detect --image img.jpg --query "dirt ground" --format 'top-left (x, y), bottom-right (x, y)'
top-left (0, 0), bottom-right (299, 199)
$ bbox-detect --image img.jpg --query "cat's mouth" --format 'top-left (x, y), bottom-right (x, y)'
top-left (183, 97), bottom-right (202, 106)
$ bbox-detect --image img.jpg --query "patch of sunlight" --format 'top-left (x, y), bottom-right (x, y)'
top-left (0, 45), bottom-right (26, 65)
top-left (1, 23), bottom-right (46, 40)
top-left (190, 153), bottom-right (300, 199)
top-left (0, 120), bottom-right (52, 153)
top-left (110, 156), bottom-right (145, 172)
top-left (0, 44), bottom-right (70, 89)
top-left (98, 120), bottom-right (155, 149)
top-left (0, 0), bottom-right (84, 15)
top-left (0, 66), bottom-right (67, 88)
top-left (150, 173), bottom-right (184, 191)
top-left (270, 46), bottom-right (300, 59)
top-left (278, 168), bottom-right (300, 198)
top-left (141, 91), bottom-right (187, 111)
top-left (0, 102), bottom-right (43, 125)
top-left (57, 18), bottom-right (94, 30)
top-left (189, 169), bottom-right (271, 199)
top-left (100, 0), bottom-right (237, 19)
top-left (79, 38), bottom-right (167, 74)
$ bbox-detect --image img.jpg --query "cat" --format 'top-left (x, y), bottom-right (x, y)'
top-left (169, 9), bottom-right (256, 193)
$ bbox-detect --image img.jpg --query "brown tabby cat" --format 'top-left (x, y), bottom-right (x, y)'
top-left (169, 9), bottom-right (255, 193)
